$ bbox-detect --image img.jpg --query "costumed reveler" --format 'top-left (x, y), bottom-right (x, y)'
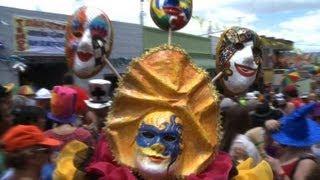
top-left (86, 45), bottom-right (272, 180)
top-left (54, 1), bottom-right (273, 179)
top-left (92, 45), bottom-right (234, 179)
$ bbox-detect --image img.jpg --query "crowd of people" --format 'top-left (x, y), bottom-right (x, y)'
top-left (220, 84), bottom-right (320, 179)
top-left (0, 74), bottom-right (111, 180)
top-left (0, 73), bottom-right (319, 179)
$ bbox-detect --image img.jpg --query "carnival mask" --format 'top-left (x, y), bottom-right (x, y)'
top-left (135, 111), bottom-right (182, 177)
top-left (216, 27), bottom-right (262, 95)
top-left (150, 0), bottom-right (192, 31)
top-left (106, 45), bottom-right (220, 178)
top-left (66, 6), bottom-right (113, 78)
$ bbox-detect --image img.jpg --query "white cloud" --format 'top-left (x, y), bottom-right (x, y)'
top-left (279, 10), bottom-right (320, 32)
top-left (0, 0), bottom-right (142, 23)
top-left (144, 0), bottom-right (259, 36)
top-left (0, 0), bottom-right (319, 52)
top-left (0, 0), bottom-right (76, 14)
top-left (258, 10), bottom-right (320, 52)
top-left (0, 0), bottom-right (257, 35)
top-left (226, 0), bottom-right (320, 14)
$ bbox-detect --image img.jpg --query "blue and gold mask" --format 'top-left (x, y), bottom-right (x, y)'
top-left (136, 114), bottom-right (182, 161)
top-left (134, 111), bottom-right (183, 177)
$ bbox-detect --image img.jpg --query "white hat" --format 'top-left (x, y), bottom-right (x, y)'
top-left (274, 93), bottom-right (284, 99)
top-left (230, 134), bottom-right (261, 166)
top-left (253, 91), bottom-right (260, 96)
top-left (274, 93), bottom-right (286, 105)
top-left (299, 92), bottom-right (309, 99)
top-left (34, 88), bottom-right (51, 99)
top-left (84, 79), bottom-right (112, 109)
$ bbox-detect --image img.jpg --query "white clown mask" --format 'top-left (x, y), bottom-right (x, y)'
top-left (66, 6), bottom-right (113, 79)
top-left (216, 27), bottom-right (262, 95)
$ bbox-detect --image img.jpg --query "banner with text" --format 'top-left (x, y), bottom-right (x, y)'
top-left (14, 16), bottom-right (66, 55)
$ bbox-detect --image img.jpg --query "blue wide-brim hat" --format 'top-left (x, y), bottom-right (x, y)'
top-left (47, 112), bottom-right (77, 124)
top-left (271, 103), bottom-right (320, 147)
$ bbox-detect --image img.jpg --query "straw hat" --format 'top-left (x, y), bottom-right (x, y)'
top-left (18, 85), bottom-right (35, 96)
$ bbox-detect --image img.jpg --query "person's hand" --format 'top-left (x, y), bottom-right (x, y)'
top-left (265, 155), bottom-right (287, 179)
top-left (230, 146), bottom-right (248, 161)
top-left (265, 119), bottom-right (280, 131)
top-left (265, 155), bottom-right (282, 172)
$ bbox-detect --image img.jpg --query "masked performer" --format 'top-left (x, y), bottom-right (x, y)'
top-left (58, 39), bottom-right (272, 180)
top-left (59, 4), bottom-right (271, 180)
top-left (82, 45), bottom-right (271, 180)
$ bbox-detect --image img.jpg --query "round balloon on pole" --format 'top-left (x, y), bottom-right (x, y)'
top-left (66, 6), bottom-right (113, 79)
top-left (150, 0), bottom-right (192, 31)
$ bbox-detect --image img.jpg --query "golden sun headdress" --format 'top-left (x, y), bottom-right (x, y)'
top-left (106, 45), bottom-right (221, 177)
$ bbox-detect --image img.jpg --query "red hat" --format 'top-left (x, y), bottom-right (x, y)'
top-left (68, 85), bottom-right (88, 115)
top-left (1, 125), bottom-right (61, 152)
top-left (283, 85), bottom-right (298, 98)
top-left (48, 86), bottom-right (77, 123)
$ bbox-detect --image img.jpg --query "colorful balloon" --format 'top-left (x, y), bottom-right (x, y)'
top-left (66, 6), bottom-right (113, 79)
top-left (216, 27), bottom-right (262, 95)
top-left (150, 0), bottom-right (192, 31)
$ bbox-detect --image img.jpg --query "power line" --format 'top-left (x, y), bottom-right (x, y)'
top-left (295, 44), bottom-right (320, 47)
top-left (199, 30), bottom-right (224, 36)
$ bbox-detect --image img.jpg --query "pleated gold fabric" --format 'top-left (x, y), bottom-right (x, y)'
top-left (106, 45), bottom-right (221, 177)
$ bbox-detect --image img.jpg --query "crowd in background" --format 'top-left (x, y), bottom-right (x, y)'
top-left (0, 73), bottom-right (109, 180)
top-left (220, 84), bottom-right (320, 179)
top-left (0, 74), bottom-right (320, 179)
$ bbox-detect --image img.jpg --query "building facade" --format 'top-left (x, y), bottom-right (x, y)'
top-left (0, 6), bottom-right (218, 90)
top-left (143, 27), bottom-right (216, 76)
top-left (0, 6), bottom-right (143, 89)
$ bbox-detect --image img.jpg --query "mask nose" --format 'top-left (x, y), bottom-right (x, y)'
top-left (240, 44), bottom-right (255, 66)
top-left (78, 29), bottom-right (92, 51)
top-left (243, 56), bottom-right (254, 64)
top-left (150, 143), bottom-right (165, 154)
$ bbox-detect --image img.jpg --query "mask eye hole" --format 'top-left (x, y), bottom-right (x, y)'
top-left (73, 31), bottom-right (83, 38)
top-left (163, 134), bottom-right (177, 142)
top-left (142, 131), bottom-right (155, 139)
top-left (234, 43), bottom-right (244, 50)
top-left (252, 47), bottom-right (262, 55)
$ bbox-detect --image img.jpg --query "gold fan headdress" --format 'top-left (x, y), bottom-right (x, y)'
top-left (106, 45), bottom-right (221, 177)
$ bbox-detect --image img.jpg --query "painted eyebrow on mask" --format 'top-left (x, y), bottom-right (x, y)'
top-left (89, 16), bottom-right (108, 38)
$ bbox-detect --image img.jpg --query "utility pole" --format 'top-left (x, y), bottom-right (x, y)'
top-left (207, 21), bottom-right (212, 38)
top-left (192, 16), bottom-right (205, 28)
top-left (140, 0), bottom-right (145, 26)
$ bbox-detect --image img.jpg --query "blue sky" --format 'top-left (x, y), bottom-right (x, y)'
top-left (0, 0), bottom-right (319, 52)
top-left (254, 11), bottom-right (300, 29)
